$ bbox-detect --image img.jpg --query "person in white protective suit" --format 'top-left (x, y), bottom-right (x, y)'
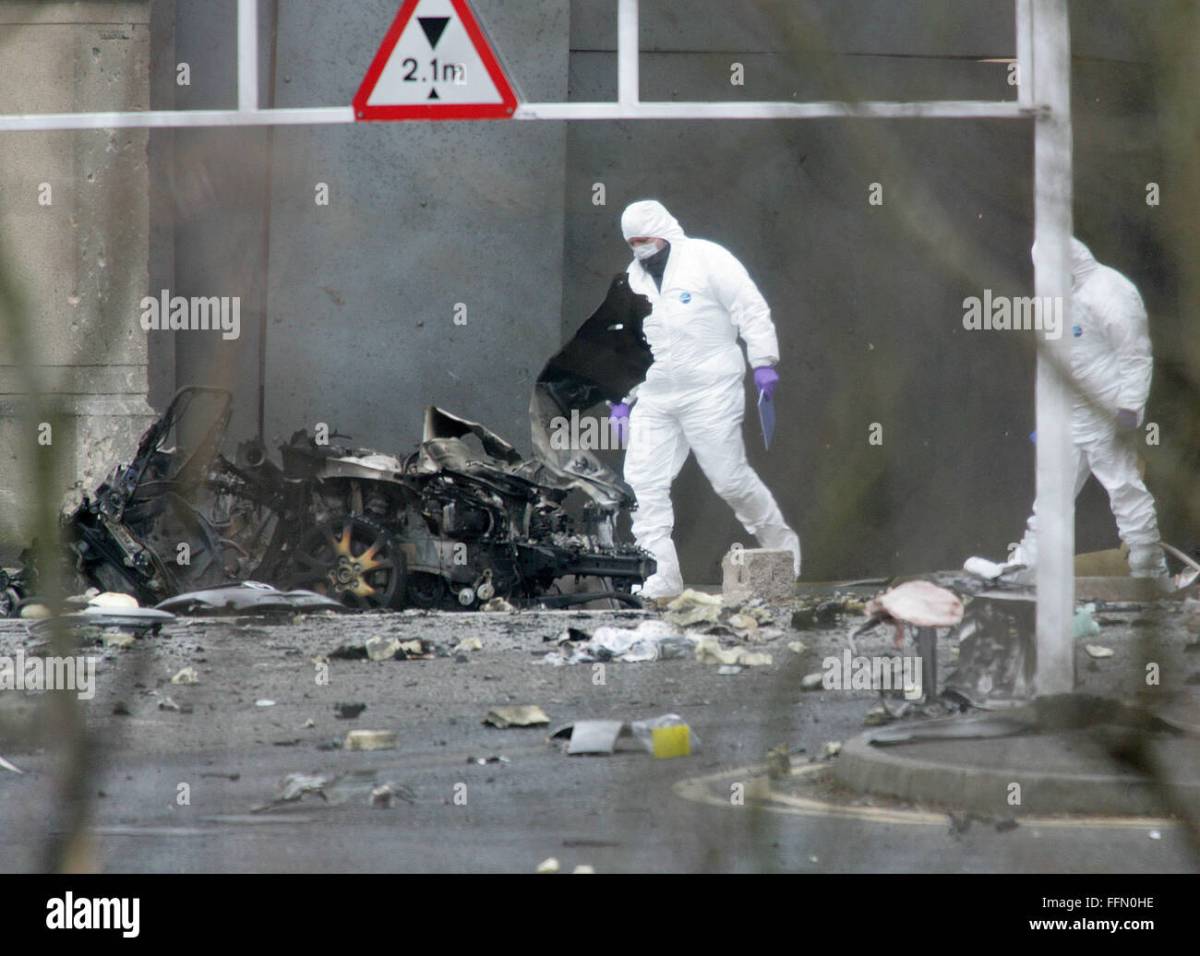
top-left (1008, 237), bottom-right (1168, 578)
top-left (609, 199), bottom-right (801, 598)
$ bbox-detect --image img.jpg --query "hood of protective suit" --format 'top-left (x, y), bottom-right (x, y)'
top-left (1070, 237), bottom-right (1098, 286)
top-left (1031, 237), bottom-right (1099, 289)
top-left (621, 200), bottom-right (687, 243)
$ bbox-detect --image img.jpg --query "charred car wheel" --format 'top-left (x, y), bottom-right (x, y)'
top-left (405, 571), bottom-right (450, 610)
top-left (289, 516), bottom-right (405, 610)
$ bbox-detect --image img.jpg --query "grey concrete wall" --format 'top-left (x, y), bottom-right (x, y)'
top-left (157, 0), bottom-right (570, 454)
top-left (0, 0), bottom-right (154, 558)
top-left (564, 0), bottom-right (1187, 582)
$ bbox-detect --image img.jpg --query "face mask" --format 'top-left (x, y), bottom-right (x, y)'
top-left (631, 241), bottom-right (660, 261)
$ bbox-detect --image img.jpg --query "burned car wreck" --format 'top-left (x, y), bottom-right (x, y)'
top-left (57, 275), bottom-right (656, 612)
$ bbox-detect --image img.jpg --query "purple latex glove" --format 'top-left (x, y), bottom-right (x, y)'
top-left (753, 365), bottom-right (780, 400)
top-left (609, 402), bottom-right (631, 447)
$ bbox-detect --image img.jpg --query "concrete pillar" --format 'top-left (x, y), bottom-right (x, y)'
top-left (0, 1), bottom-right (154, 558)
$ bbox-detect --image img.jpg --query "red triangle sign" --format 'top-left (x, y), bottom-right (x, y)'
top-left (354, 0), bottom-right (518, 121)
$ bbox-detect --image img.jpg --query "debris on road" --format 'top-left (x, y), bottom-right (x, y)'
top-left (29, 605), bottom-right (175, 636)
top-left (788, 641), bottom-right (807, 654)
top-left (0, 754), bottom-right (23, 774)
top-left (1085, 644), bottom-right (1114, 659)
top-left (694, 636), bottom-right (772, 668)
top-left (858, 580), bottom-right (964, 644)
top-left (344, 730), bottom-right (398, 751)
top-left (334, 702), bottom-right (367, 720)
top-left (1073, 604), bottom-right (1101, 638)
top-left (467, 755), bottom-right (511, 765)
top-left (721, 547), bottom-right (795, 604)
top-left (664, 589), bottom-right (723, 627)
top-left (559, 720), bottom-right (625, 755)
top-left (157, 582), bottom-right (347, 616)
top-left (85, 591), bottom-right (140, 609)
top-left (631, 714), bottom-right (696, 759)
top-left (254, 772), bottom-right (333, 811)
top-left (766, 745), bottom-right (791, 779)
top-left (536, 857), bottom-right (560, 874)
top-left (800, 672), bottom-right (825, 690)
top-left (790, 596), bottom-right (865, 630)
top-left (365, 636), bottom-right (403, 661)
top-left (370, 784), bottom-right (396, 808)
top-left (255, 699), bottom-right (276, 708)
top-left (539, 620), bottom-right (694, 665)
top-left (483, 705), bottom-right (550, 728)
top-left (454, 637), bottom-right (483, 653)
top-left (170, 666), bottom-right (200, 685)
top-left (943, 591), bottom-right (1035, 707)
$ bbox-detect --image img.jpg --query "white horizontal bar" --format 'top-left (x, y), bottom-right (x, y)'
top-left (515, 100), bottom-right (1033, 120)
top-left (0, 107), bottom-right (355, 132)
top-left (0, 100), bottom-right (1032, 133)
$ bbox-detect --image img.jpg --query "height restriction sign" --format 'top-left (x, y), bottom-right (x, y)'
top-left (353, 0), bottom-right (518, 120)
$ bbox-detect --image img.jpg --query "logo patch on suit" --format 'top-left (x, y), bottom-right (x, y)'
top-left (679, 291), bottom-right (692, 304)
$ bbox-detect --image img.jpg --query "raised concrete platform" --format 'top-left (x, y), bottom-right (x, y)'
top-left (834, 725), bottom-right (1200, 817)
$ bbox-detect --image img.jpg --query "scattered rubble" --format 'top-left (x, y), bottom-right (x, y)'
top-left (664, 589), bottom-right (723, 627)
top-left (157, 582), bottom-right (347, 616)
top-left (539, 620), bottom-right (694, 665)
top-left (365, 636), bottom-right (403, 661)
top-left (483, 705), bottom-right (549, 728)
top-left (170, 666), bottom-right (200, 685)
top-left (694, 637), bottom-right (772, 668)
top-left (344, 730), bottom-right (397, 751)
top-left (721, 547), bottom-right (794, 604)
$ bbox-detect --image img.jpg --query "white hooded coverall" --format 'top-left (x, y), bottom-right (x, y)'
top-left (619, 200), bottom-right (801, 597)
top-left (1015, 238), bottom-right (1167, 577)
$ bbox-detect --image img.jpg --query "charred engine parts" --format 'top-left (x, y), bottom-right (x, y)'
top-left (50, 276), bottom-right (657, 613)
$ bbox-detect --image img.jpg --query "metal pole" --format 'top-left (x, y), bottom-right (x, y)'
top-left (238, 0), bottom-right (259, 112)
top-left (618, 0), bottom-right (640, 107)
top-left (1031, 0), bottom-right (1075, 695)
top-left (1015, 0), bottom-right (1034, 108)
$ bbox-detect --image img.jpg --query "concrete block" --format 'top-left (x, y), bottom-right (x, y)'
top-left (721, 547), bottom-right (794, 604)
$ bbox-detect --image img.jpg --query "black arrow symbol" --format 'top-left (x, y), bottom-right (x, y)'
top-left (418, 16), bottom-right (450, 49)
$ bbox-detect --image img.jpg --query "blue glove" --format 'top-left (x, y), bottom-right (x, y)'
top-left (753, 365), bottom-right (779, 400)
top-left (609, 402), bottom-right (631, 447)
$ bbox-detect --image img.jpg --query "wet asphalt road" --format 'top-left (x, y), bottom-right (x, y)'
top-left (1, 602), bottom-right (1197, 873)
